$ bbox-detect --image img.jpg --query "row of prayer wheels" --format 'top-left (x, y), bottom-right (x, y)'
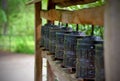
top-left (40, 23), bottom-right (105, 81)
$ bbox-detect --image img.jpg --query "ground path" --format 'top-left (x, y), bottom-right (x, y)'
top-left (0, 51), bottom-right (46, 81)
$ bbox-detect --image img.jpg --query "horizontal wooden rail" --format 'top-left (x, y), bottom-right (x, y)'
top-left (41, 51), bottom-right (78, 81)
top-left (41, 6), bottom-right (104, 26)
top-left (41, 50), bottom-right (95, 81)
top-left (26, 0), bottom-right (41, 5)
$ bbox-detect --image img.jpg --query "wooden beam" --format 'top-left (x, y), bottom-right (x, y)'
top-left (26, 0), bottom-right (41, 5)
top-left (47, 0), bottom-right (55, 10)
top-left (42, 51), bottom-right (94, 81)
top-left (41, 6), bottom-right (104, 26)
top-left (52, 0), bottom-right (69, 3)
top-left (104, 0), bottom-right (120, 81)
top-left (55, 0), bottom-right (97, 7)
top-left (47, 61), bottom-right (55, 81)
top-left (42, 52), bottom-right (78, 81)
top-left (41, 9), bottom-right (62, 21)
top-left (47, 0), bottom-right (56, 81)
top-left (47, 0), bottom-right (56, 23)
top-left (34, 2), bottom-right (42, 81)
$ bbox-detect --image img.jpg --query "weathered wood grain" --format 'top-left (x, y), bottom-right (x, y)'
top-left (41, 6), bottom-right (104, 26)
top-left (42, 52), bottom-right (78, 81)
top-left (34, 2), bottom-right (42, 81)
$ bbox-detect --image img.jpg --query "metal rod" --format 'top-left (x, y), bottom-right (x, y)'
top-left (66, 23), bottom-right (68, 27)
top-left (58, 22), bottom-right (61, 26)
top-left (76, 24), bottom-right (79, 32)
top-left (91, 25), bottom-right (94, 36)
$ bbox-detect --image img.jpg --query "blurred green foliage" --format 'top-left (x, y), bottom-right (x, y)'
top-left (0, 0), bottom-right (104, 54)
top-left (0, 9), bottom-right (7, 23)
top-left (0, 0), bottom-right (34, 54)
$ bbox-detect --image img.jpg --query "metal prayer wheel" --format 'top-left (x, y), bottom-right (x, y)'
top-left (55, 27), bottom-right (73, 60)
top-left (63, 31), bottom-right (85, 68)
top-left (76, 36), bottom-right (102, 78)
top-left (40, 24), bottom-right (47, 47)
top-left (44, 23), bottom-right (54, 50)
top-left (49, 25), bottom-right (61, 53)
top-left (95, 41), bottom-right (105, 81)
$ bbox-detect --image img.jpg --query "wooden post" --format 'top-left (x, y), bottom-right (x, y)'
top-left (34, 2), bottom-right (42, 81)
top-left (47, 0), bottom-right (55, 81)
top-left (47, 61), bottom-right (55, 81)
top-left (47, 0), bottom-right (55, 24)
top-left (104, 0), bottom-right (120, 81)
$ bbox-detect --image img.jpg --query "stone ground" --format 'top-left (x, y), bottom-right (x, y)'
top-left (0, 51), bottom-right (47, 81)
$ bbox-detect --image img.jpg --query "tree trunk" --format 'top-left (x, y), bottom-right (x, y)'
top-left (1, 0), bottom-right (8, 35)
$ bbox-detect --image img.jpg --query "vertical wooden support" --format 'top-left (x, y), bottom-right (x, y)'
top-left (47, 0), bottom-right (55, 24)
top-left (47, 61), bottom-right (55, 81)
top-left (104, 0), bottom-right (120, 81)
top-left (34, 2), bottom-right (42, 81)
top-left (47, 0), bottom-right (56, 81)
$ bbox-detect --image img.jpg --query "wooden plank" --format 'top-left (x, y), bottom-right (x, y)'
top-left (26, 0), bottom-right (41, 5)
top-left (47, 1), bottom-right (56, 81)
top-left (41, 51), bottom-right (95, 81)
top-left (56, 0), bottom-right (97, 7)
top-left (104, 0), bottom-right (120, 81)
top-left (41, 9), bottom-right (62, 21)
top-left (72, 6), bottom-right (104, 26)
top-left (41, 6), bottom-right (104, 26)
top-left (47, 0), bottom-right (55, 23)
top-left (42, 52), bottom-right (77, 81)
top-left (47, 61), bottom-right (55, 81)
top-left (34, 2), bottom-right (42, 81)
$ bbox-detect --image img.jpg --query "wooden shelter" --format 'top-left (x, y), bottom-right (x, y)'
top-left (27, 0), bottom-right (120, 81)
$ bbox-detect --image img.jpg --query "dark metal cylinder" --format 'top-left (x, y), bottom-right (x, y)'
top-left (40, 25), bottom-right (46, 47)
top-left (44, 23), bottom-right (54, 50)
top-left (95, 41), bottom-right (105, 81)
top-left (55, 27), bottom-right (73, 60)
top-left (49, 25), bottom-right (61, 53)
top-left (63, 32), bottom-right (85, 68)
top-left (76, 36), bottom-right (98, 78)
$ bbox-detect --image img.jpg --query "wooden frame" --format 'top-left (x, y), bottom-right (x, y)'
top-left (32, 0), bottom-right (120, 81)
top-left (33, 0), bottom-right (104, 81)
top-left (34, 2), bottom-right (42, 81)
